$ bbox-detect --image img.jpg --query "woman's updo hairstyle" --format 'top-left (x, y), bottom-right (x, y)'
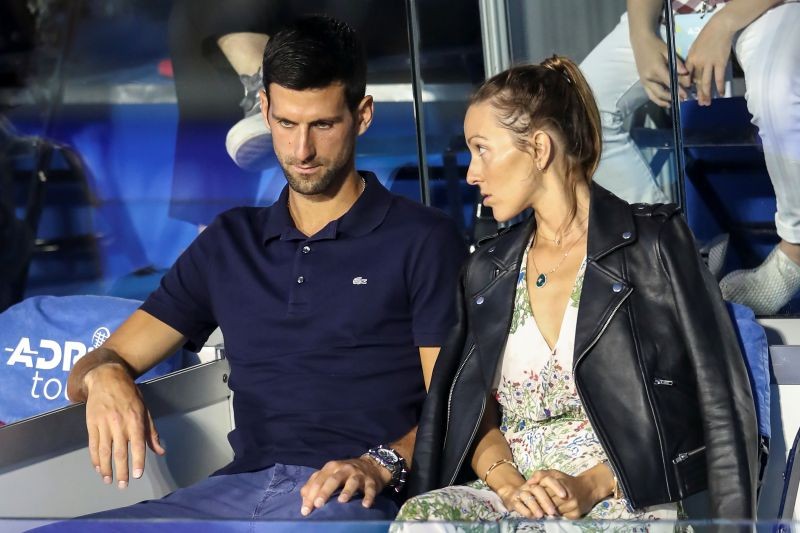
top-left (470, 55), bottom-right (602, 220)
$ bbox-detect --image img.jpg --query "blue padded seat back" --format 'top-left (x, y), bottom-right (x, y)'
top-left (726, 301), bottom-right (770, 439)
top-left (0, 295), bottom-right (181, 425)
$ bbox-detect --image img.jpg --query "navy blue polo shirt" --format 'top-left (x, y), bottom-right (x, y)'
top-left (141, 172), bottom-right (467, 475)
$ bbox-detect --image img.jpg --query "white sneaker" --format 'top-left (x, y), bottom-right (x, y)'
top-left (225, 112), bottom-right (273, 172)
top-left (225, 67), bottom-right (274, 172)
top-left (719, 245), bottom-right (800, 315)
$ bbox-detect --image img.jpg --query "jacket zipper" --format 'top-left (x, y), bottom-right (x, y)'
top-left (673, 445), bottom-right (705, 464)
top-left (443, 344), bottom-right (476, 451)
top-left (448, 395), bottom-right (486, 486)
top-left (629, 329), bottom-right (673, 502)
top-left (653, 378), bottom-right (673, 386)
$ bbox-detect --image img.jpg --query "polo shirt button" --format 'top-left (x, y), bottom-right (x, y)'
top-left (622, 231), bottom-right (632, 240)
top-left (297, 276), bottom-right (305, 284)
top-left (612, 283), bottom-right (623, 293)
top-left (476, 296), bottom-right (485, 305)
top-left (302, 245), bottom-right (311, 254)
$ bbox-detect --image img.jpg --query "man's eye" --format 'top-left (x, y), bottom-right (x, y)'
top-left (315, 122), bottom-right (333, 129)
top-left (476, 145), bottom-right (487, 155)
top-left (277, 120), bottom-right (294, 128)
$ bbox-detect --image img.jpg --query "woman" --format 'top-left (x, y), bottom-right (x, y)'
top-left (397, 56), bottom-right (758, 525)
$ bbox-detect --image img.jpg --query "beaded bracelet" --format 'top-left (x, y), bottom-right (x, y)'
top-left (483, 458), bottom-right (519, 484)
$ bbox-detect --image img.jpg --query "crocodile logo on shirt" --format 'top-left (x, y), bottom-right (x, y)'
top-left (352, 277), bottom-right (368, 285)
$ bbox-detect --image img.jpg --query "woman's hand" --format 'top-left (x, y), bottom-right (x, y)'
top-left (525, 467), bottom-right (613, 520)
top-left (496, 482), bottom-right (559, 519)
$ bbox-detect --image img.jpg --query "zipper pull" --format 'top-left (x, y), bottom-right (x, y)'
top-left (653, 378), bottom-right (674, 386)
top-left (673, 445), bottom-right (705, 464)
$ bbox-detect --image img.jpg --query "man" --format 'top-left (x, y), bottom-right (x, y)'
top-left (66, 15), bottom-right (466, 522)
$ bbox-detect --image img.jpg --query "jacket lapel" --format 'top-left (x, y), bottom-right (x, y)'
top-left (573, 185), bottom-right (637, 368)
top-left (467, 216), bottom-right (535, 388)
top-left (465, 184), bottom-right (638, 383)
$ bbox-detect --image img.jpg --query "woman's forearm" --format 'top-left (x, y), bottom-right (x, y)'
top-left (470, 399), bottom-right (525, 492)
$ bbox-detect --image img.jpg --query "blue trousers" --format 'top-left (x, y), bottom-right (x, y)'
top-left (35, 464), bottom-right (398, 532)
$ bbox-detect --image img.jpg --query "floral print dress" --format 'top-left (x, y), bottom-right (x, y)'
top-left (394, 236), bottom-right (678, 530)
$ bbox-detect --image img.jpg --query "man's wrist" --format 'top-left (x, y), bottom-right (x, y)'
top-left (360, 454), bottom-right (393, 485)
top-left (362, 445), bottom-right (408, 492)
top-left (69, 349), bottom-right (135, 402)
top-left (83, 362), bottom-right (130, 392)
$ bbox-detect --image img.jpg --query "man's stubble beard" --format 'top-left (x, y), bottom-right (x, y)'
top-left (279, 143), bottom-right (356, 196)
top-left (282, 162), bottom-right (341, 196)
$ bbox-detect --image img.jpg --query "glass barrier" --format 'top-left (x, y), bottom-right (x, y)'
top-left (405, 0), bottom-right (483, 245)
top-left (1, 519), bottom-right (797, 533)
top-left (0, 0), bottom-right (425, 305)
top-left (670, 1), bottom-right (800, 317)
top-left (495, 0), bottom-right (800, 315)
top-left (2, 0), bottom-right (799, 501)
top-left (0, 0), bottom-right (423, 423)
top-left (505, 0), bottom-right (680, 207)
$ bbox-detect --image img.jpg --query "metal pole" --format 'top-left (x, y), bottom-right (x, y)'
top-left (478, 0), bottom-right (512, 78)
top-left (404, 0), bottom-right (431, 206)
top-left (663, 0), bottom-right (688, 211)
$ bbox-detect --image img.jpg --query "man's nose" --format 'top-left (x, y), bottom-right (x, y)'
top-left (294, 128), bottom-right (316, 162)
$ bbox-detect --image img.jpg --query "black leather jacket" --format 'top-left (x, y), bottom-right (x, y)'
top-left (408, 184), bottom-right (758, 519)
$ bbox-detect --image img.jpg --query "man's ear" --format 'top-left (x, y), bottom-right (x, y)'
top-left (356, 95), bottom-right (374, 136)
top-left (531, 130), bottom-right (553, 171)
top-left (259, 89), bottom-right (270, 126)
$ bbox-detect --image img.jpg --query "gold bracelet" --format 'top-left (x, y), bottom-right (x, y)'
top-left (602, 460), bottom-right (622, 500)
top-left (483, 458), bottom-right (518, 484)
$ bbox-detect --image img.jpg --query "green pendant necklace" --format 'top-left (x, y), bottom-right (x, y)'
top-left (530, 224), bottom-right (588, 288)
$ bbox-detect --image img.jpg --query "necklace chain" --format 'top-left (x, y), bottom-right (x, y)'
top-left (537, 216), bottom-right (584, 246)
top-left (529, 224), bottom-right (588, 288)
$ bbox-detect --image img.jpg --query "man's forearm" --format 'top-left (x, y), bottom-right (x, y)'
top-left (388, 425), bottom-right (417, 468)
top-left (66, 347), bottom-right (136, 402)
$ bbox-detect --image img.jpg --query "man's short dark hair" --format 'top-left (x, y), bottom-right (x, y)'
top-left (262, 15), bottom-right (367, 110)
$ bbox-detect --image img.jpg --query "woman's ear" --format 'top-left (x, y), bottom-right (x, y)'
top-left (531, 130), bottom-right (553, 171)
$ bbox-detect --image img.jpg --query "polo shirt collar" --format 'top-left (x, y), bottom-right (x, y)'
top-left (261, 171), bottom-right (392, 244)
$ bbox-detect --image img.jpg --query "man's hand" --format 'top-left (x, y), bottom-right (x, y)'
top-left (299, 457), bottom-right (390, 516)
top-left (685, 12), bottom-right (736, 106)
top-left (631, 33), bottom-right (690, 107)
top-left (84, 363), bottom-right (165, 488)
